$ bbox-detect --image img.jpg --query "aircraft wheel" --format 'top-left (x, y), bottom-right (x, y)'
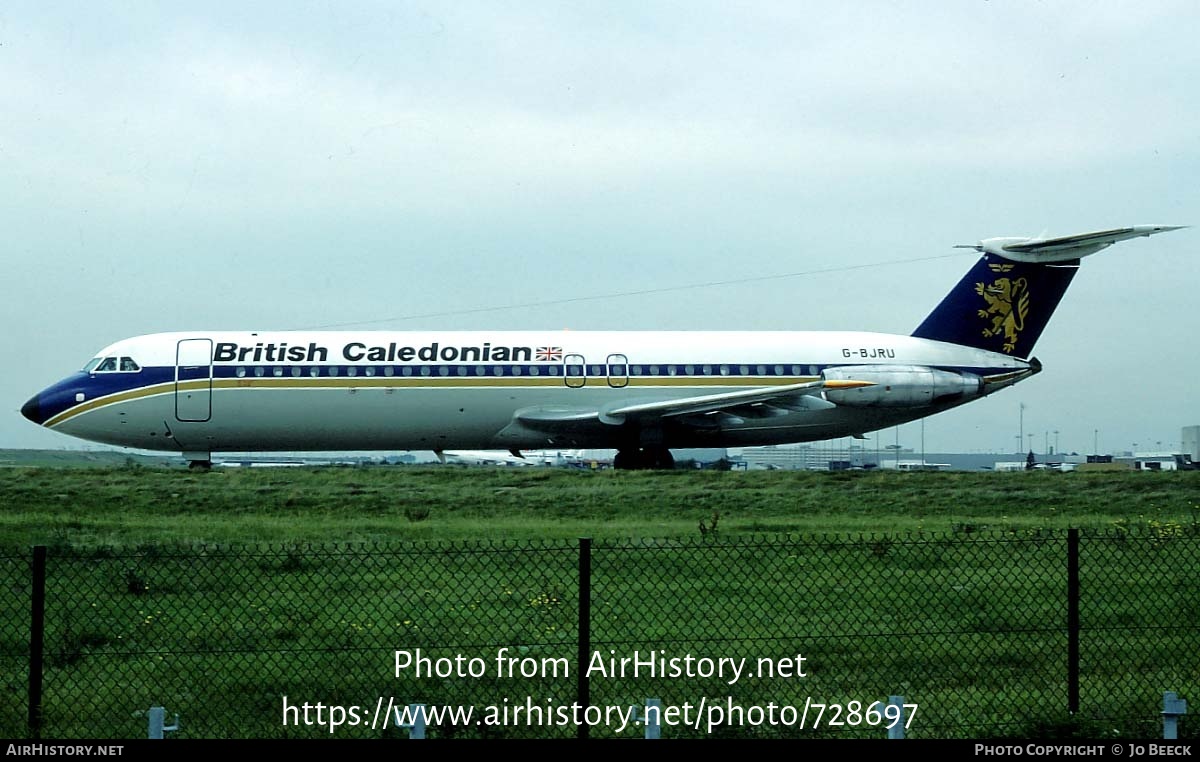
top-left (188, 459), bottom-right (213, 471)
top-left (613, 450), bottom-right (636, 470)
top-left (647, 447), bottom-right (675, 470)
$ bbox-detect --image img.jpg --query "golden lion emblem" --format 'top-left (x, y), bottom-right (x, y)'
top-left (975, 277), bottom-right (1029, 353)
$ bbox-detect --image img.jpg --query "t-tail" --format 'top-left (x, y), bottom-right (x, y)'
top-left (912, 225), bottom-right (1186, 357)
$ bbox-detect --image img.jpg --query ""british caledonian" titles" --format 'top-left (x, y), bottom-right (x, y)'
top-left (212, 341), bottom-right (536, 364)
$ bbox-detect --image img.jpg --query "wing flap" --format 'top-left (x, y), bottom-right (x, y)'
top-left (603, 379), bottom-right (869, 421)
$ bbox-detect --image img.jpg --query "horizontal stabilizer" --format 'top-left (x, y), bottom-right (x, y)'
top-left (958, 225), bottom-right (1186, 264)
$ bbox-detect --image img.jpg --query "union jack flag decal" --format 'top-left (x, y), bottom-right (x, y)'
top-left (535, 346), bottom-right (564, 362)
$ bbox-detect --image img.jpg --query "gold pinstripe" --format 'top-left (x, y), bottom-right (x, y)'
top-left (46, 375), bottom-right (821, 428)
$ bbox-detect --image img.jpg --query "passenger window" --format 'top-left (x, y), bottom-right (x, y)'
top-left (328, 366), bottom-right (339, 377)
top-left (309, 367), bottom-right (319, 377)
top-left (347, 367), bottom-right (358, 377)
top-left (273, 367), bottom-right (283, 377)
top-left (254, 367), bottom-right (265, 377)
top-left (236, 367), bottom-right (247, 378)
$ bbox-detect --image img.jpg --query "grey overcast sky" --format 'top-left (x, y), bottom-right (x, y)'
top-left (4, 1), bottom-right (1198, 457)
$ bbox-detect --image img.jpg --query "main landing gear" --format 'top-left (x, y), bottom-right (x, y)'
top-left (183, 450), bottom-right (212, 471)
top-left (613, 447), bottom-right (676, 470)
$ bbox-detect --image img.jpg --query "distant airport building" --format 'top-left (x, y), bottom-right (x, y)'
top-left (994, 461), bottom-right (1027, 472)
top-left (1184, 426), bottom-right (1200, 463)
top-left (879, 459), bottom-right (952, 472)
top-left (740, 443), bottom-right (879, 470)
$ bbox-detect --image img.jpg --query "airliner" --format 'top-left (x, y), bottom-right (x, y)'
top-left (21, 225), bottom-right (1184, 470)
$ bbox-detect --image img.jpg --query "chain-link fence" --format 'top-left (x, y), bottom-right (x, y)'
top-left (2, 528), bottom-right (1197, 739)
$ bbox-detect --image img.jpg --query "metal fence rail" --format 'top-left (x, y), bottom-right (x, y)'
top-left (1, 529), bottom-right (1196, 739)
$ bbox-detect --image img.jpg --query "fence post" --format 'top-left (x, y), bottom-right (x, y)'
top-left (644, 698), bottom-right (661, 739)
top-left (577, 537), bottom-right (592, 740)
top-left (392, 703), bottom-right (426, 739)
top-left (147, 707), bottom-right (180, 739)
top-left (29, 545), bottom-right (46, 739)
top-left (1067, 528), bottom-right (1080, 714)
top-left (1162, 692), bottom-right (1187, 740)
top-left (887, 695), bottom-right (905, 739)
top-left (629, 698), bottom-right (662, 739)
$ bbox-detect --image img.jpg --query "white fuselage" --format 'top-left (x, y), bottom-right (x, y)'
top-left (28, 330), bottom-right (1031, 458)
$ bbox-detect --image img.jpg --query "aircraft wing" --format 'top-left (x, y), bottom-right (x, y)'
top-left (1000, 225), bottom-right (1186, 254)
top-left (601, 379), bottom-right (871, 420)
top-left (502, 379), bottom-right (872, 442)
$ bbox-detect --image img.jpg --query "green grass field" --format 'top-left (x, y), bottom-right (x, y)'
top-left (1, 462), bottom-right (1198, 548)
top-left (2, 462), bottom-right (1198, 739)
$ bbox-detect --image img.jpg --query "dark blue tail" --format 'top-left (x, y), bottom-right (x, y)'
top-left (912, 254), bottom-right (1079, 357)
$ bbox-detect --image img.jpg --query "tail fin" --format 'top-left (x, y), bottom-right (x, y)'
top-left (912, 255), bottom-right (1077, 357)
top-left (912, 225), bottom-right (1185, 357)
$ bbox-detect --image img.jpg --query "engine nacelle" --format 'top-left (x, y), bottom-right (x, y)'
top-left (822, 365), bottom-right (982, 408)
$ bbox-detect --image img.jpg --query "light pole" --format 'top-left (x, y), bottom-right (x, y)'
top-left (1019, 403), bottom-right (1025, 455)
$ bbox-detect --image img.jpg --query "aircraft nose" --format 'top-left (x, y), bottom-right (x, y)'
top-left (21, 395), bottom-right (42, 425)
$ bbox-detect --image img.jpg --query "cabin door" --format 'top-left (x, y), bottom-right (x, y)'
top-left (564, 354), bottom-right (586, 388)
top-left (175, 338), bottom-right (213, 422)
top-left (607, 354), bottom-right (629, 388)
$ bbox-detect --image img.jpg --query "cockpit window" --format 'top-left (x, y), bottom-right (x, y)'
top-left (90, 356), bottom-right (141, 373)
